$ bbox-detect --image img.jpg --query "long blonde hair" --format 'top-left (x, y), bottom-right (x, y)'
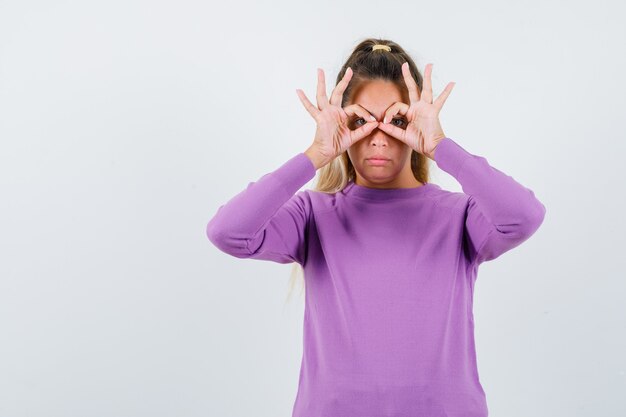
top-left (284, 37), bottom-right (432, 304)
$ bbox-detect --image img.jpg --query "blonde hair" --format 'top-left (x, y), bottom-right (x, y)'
top-left (284, 37), bottom-right (432, 304)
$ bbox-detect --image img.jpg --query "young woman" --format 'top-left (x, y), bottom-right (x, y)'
top-left (206, 38), bottom-right (546, 417)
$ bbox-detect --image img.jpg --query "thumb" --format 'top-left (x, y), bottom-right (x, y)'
top-left (376, 121), bottom-right (406, 142)
top-left (349, 121), bottom-right (379, 146)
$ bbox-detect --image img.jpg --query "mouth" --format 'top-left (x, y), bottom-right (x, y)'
top-left (366, 155), bottom-right (391, 161)
top-left (366, 158), bottom-right (391, 165)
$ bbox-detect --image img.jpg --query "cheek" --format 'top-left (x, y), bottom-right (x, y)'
top-left (346, 144), bottom-right (360, 161)
top-left (346, 147), bottom-right (353, 161)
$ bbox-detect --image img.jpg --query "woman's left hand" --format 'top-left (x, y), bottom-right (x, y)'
top-left (377, 62), bottom-right (455, 160)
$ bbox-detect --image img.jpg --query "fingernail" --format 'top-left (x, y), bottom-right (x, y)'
top-left (369, 115), bottom-right (376, 121)
top-left (383, 117), bottom-right (387, 124)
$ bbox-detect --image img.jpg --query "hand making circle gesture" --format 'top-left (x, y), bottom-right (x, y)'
top-left (296, 67), bottom-right (379, 166)
top-left (377, 62), bottom-right (455, 160)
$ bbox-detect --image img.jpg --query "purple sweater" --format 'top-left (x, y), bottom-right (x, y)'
top-left (206, 137), bottom-right (546, 417)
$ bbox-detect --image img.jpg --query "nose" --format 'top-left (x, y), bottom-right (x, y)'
top-left (368, 125), bottom-right (390, 147)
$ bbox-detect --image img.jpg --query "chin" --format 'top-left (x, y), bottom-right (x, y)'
top-left (360, 171), bottom-right (398, 182)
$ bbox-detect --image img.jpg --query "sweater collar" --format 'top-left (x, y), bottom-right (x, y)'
top-left (343, 180), bottom-right (439, 201)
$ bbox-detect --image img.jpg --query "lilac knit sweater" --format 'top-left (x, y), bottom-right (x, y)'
top-left (206, 137), bottom-right (546, 417)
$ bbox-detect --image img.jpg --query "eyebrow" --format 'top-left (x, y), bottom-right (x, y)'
top-left (357, 105), bottom-right (406, 119)
top-left (359, 105), bottom-right (374, 115)
top-left (353, 107), bottom-right (406, 121)
top-left (360, 105), bottom-right (381, 117)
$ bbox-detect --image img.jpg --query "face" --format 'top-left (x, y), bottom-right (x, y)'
top-left (346, 80), bottom-right (421, 189)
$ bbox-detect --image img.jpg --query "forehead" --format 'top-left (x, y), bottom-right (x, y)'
top-left (347, 79), bottom-right (408, 115)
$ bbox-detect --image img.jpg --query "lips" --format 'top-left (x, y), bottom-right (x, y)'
top-left (366, 156), bottom-right (391, 161)
top-left (366, 157), bottom-right (390, 166)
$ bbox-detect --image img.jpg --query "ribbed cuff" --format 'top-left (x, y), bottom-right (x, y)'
top-left (273, 152), bottom-right (317, 195)
top-left (433, 137), bottom-right (473, 178)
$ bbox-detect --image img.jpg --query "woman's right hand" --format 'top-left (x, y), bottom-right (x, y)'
top-left (296, 67), bottom-right (379, 169)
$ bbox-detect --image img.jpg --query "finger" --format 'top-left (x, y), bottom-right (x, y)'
top-left (376, 120), bottom-right (408, 144)
top-left (421, 63), bottom-right (433, 104)
top-left (434, 81), bottom-right (455, 112)
top-left (349, 121), bottom-right (379, 146)
top-left (343, 103), bottom-right (377, 122)
top-left (316, 68), bottom-right (330, 110)
top-left (401, 62), bottom-right (420, 104)
top-left (296, 89), bottom-right (321, 119)
top-left (382, 101), bottom-right (409, 124)
top-left (329, 67), bottom-right (353, 107)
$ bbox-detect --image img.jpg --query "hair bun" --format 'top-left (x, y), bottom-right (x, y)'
top-left (372, 44), bottom-right (391, 52)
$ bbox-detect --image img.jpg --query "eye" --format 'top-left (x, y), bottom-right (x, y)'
top-left (351, 117), bottom-right (367, 128)
top-left (391, 117), bottom-right (407, 128)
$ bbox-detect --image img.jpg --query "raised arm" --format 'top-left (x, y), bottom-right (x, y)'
top-left (206, 152), bottom-right (317, 265)
top-left (207, 63), bottom-right (387, 265)
top-left (367, 63), bottom-right (545, 265)
top-left (433, 137), bottom-right (546, 265)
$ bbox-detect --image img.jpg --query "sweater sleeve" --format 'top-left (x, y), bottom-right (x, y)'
top-left (433, 137), bottom-right (546, 266)
top-left (205, 152), bottom-right (317, 266)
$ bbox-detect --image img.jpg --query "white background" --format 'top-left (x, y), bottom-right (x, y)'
top-left (1, 0), bottom-right (625, 416)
